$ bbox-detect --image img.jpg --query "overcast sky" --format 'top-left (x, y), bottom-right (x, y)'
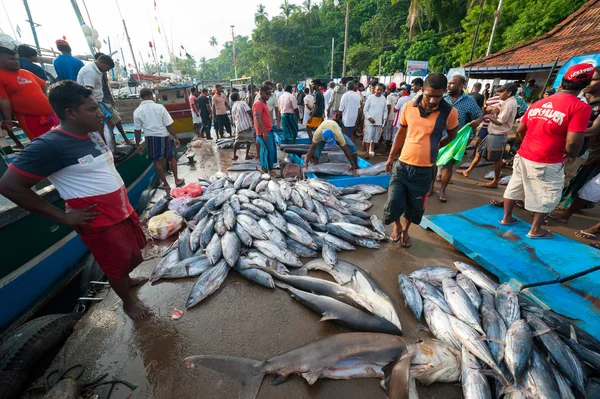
top-left (1, 0), bottom-right (302, 68)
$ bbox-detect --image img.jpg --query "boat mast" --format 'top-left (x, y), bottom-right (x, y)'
top-left (115, 0), bottom-right (141, 83)
top-left (69, 0), bottom-right (96, 56)
top-left (22, 0), bottom-right (45, 70)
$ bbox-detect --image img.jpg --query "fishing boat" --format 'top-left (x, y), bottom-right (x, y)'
top-left (0, 139), bottom-right (157, 334)
top-left (155, 84), bottom-right (195, 135)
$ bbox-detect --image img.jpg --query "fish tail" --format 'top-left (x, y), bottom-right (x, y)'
top-left (185, 355), bottom-right (266, 399)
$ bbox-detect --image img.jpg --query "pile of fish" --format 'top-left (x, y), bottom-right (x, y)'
top-left (398, 261), bottom-right (600, 398)
top-left (148, 171), bottom-right (390, 311)
top-left (306, 162), bottom-right (387, 177)
top-left (215, 137), bottom-right (235, 148)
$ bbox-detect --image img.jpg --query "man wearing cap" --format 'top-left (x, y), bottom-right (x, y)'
top-left (458, 82), bottom-right (519, 187)
top-left (53, 39), bottom-right (84, 82)
top-left (0, 37), bottom-right (59, 141)
top-left (499, 63), bottom-right (594, 239)
top-left (544, 88), bottom-right (556, 98)
top-left (303, 120), bottom-right (358, 172)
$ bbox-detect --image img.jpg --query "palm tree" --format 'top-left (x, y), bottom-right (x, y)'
top-left (209, 36), bottom-right (218, 56)
top-left (255, 4), bottom-right (269, 25)
top-left (303, 0), bottom-right (313, 12)
top-left (280, 0), bottom-right (296, 21)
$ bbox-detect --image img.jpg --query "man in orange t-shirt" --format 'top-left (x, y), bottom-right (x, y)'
top-left (383, 73), bottom-right (458, 248)
top-left (0, 45), bottom-right (58, 140)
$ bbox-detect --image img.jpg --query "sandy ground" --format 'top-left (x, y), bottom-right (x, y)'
top-left (33, 136), bottom-right (599, 399)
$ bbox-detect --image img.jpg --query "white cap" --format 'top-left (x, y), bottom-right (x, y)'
top-left (0, 33), bottom-right (18, 51)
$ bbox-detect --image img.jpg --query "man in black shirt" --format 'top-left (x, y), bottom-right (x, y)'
top-left (196, 88), bottom-right (212, 139)
top-left (306, 79), bottom-right (325, 140)
top-left (468, 82), bottom-right (485, 109)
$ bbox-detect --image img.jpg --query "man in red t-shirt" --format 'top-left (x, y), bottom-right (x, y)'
top-left (500, 63), bottom-right (594, 239)
top-left (253, 85), bottom-right (277, 174)
top-left (0, 43), bottom-right (59, 141)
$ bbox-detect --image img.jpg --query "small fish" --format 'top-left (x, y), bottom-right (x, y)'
top-left (322, 239), bottom-right (337, 267)
top-left (412, 279), bottom-right (452, 314)
top-left (461, 346), bottom-right (492, 399)
top-left (398, 274), bottom-right (422, 321)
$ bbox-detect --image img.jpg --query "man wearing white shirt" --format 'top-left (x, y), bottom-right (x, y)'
top-left (363, 83), bottom-right (387, 158)
top-left (324, 82), bottom-right (335, 119)
top-left (339, 80), bottom-right (361, 139)
top-left (134, 88), bottom-right (183, 191)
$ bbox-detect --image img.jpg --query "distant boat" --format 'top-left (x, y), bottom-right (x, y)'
top-left (0, 139), bottom-right (157, 334)
top-left (154, 84), bottom-right (196, 135)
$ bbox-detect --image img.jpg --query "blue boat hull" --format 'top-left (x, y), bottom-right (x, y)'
top-left (0, 162), bottom-right (157, 333)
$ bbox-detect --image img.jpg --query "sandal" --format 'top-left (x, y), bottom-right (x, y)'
top-left (526, 230), bottom-right (554, 239)
top-left (490, 199), bottom-right (503, 208)
top-left (390, 231), bottom-right (402, 243)
top-left (575, 230), bottom-right (597, 240)
top-left (438, 194), bottom-right (447, 203)
top-left (499, 219), bottom-right (518, 225)
top-left (401, 232), bottom-right (413, 248)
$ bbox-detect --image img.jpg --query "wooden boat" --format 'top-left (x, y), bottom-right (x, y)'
top-left (155, 84), bottom-right (195, 135)
top-left (0, 142), bottom-right (157, 334)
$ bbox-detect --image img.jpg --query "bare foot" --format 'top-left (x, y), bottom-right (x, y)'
top-left (490, 199), bottom-right (503, 207)
top-left (480, 182), bottom-right (498, 188)
top-left (232, 155), bottom-right (239, 161)
top-left (123, 301), bottom-right (152, 320)
top-left (128, 276), bottom-right (148, 288)
top-left (457, 169), bottom-right (470, 178)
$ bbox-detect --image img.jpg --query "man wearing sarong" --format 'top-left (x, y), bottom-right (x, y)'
top-left (278, 85), bottom-right (299, 143)
top-left (253, 85), bottom-right (277, 174)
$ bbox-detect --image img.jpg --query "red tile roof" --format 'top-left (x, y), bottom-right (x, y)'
top-left (464, 0), bottom-right (600, 68)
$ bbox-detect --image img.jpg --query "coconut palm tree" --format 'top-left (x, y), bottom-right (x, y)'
top-left (255, 4), bottom-right (269, 25)
top-left (209, 36), bottom-right (218, 56)
top-left (280, 0), bottom-right (296, 21)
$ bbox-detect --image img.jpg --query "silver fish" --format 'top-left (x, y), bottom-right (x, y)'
top-left (255, 179), bottom-right (269, 193)
top-left (258, 218), bottom-right (286, 248)
top-left (442, 278), bottom-right (484, 334)
top-left (186, 259), bottom-right (230, 308)
top-left (496, 283), bottom-right (520, 328)
top-left (288, 205), bottom-right (320, 223)
top-left (306, 162), bottom-right (353, 176)
top-left (326, 206), bottom-right (348, 223)
top-left (233, 264), bottom-right (275, 289)
top-left (214, 188), bottom-right (236, 207)
top-left (241, 202), bottom-right (267, 217)
top-left (266, 211), bottom-right (288, 233)
top-left (222, 203), bottom-right (236, 231)
top-left (238, 188), bottom-right (260, 199)
top-left (330, 222), bottom-right (383, 240)
top-left (252, 198), bottom-right (275, 213)
top-left (233, 172), bottom-right (248, 190)
top-left (253, 240), bottom-right (302, 267)
top-left (285, 238), bottom-right (318, 258)
top-left (290, 189), bottom-right (304, 208)
top-left (550, 366), bottom-right (576, 399)
top-left (279, 179), bottom-right (292, 200)
top-left (411, 338), bottom-right (461, 385)
top-left (259, 191), bottom-right (277, 204)
top-left (505, 319), bottom-right (533, 384)
top-left (344, 199), bottom-right (373, 211)
top-left (268, 180), bottom-right (287, 212)
top-left (408, 266), bottom-right (458, 286)
top-left (229, 196), bottom-right (241, 213)
top-left (190, 215), bottom-right (208, 253)
top-left (525, 349), bottom-right (560, 399)
top-left (200, 217), bottom-right (216, 249)
top-left (222, 231), bottom-right (241, 267)
top-left (423, 299), bottom-right (462, 350)
top-left (322, 239), bottom-right (337, 267)
top-left (355, 237), bottom-right (380, 248)
top-left (316, 231), bottom-right (356, 251)
top-left (566, 326), bottom-right (600, 371)
top-left (356, 162), bottom-right (386, 176)
top-left (456, 273), bottom-right (482, 310)
top-left (241, 171), bottom-right (261, 188)
top-left (205, 233), bottom-right (222, 265)
top-left (236, 214), bottom-right (267, 240)
top-left (214, 213), bottom-right (227, 236)
top-left (480, 298), bottom-right (507, 364)
top-left (287, 223), bottom-right (317, 250)
top-left (398, 274), bottom-right (422, 321)
top-left (526, 314), bottom-right (585, 396)
top-left (237, 193), bottom-right (250, 203)
top-left (343, 192), bottom-right (372, 201)
top-left (413, 279), bottom-right (453, 314)
top-left (149, 248), bottom-right (181, 283)
top-left (185, 332), bottom-right (409, 397)
top-left (234, 223), bottom-right (253, 247)
top-left (344, 214), bottom-right (371, 227)
top-left (283, 210), bottom-right (312, 233)
top-left (370, 215), bottom-right (386, 236)
top-left (178, 227), bottom-right (194, 260)
top-left (312, 199), bottom-right (329, 224)
top-left (159, 256), bottom-right (213, 280)
top-left (461, 346), bottom-right (492, 399)
top-left (307, 178), bottom-right (341, 196)
top-left (453, 261), bottom-right (498, 294)
top-left (351, 184), bottom-right (387, 195)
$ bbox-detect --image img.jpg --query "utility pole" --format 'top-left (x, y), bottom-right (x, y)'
top-left (231, 25), bottom-right (237, 79)
top-left (469, 0), bottom-right (485, 62)
top-left (378, 56), bottom-right (382, 76)
top-left (267, 64), bottom-right (271, 81)
top-left (342, 1), bottom-right (349, 77)
top-left (22, 0), bottom-right (45, 70)
top-left (330, 38), bottom-right (335, 80)
top-left (486, 0), bottom-right (503, 56)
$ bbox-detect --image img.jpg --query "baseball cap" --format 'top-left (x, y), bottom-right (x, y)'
top-left (563, 63), bottom-right (595, 83)
top-left (322, 129), bottom-right (336, 146)
top-left (388, 82), bottom-right (397, 90)
top-left (496, 82), bottom-right (518, 95)
top-left (545, 88), bottom-right (556, 95)
top-left (297, 84), bottom-right (303, 90)
top-left (56, 39), bottom-right (70, 47)
top-left (399, 84), bottom-right (410, 91)
top-left (0, 33), bottom-right (18, 54)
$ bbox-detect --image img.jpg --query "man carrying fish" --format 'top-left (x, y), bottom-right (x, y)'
top-left (383, 73), bottom-right (459, 248)
top-left (0, 81), bottom-right (151, 320)
top-left (303, 119), bottom-right (358, 173)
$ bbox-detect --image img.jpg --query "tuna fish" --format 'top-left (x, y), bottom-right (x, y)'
top-left (233, 263), bottom-right (275, 289)
top-left (150, 248), bottom-right (181, 283)
top-left (222, 231), bottom-right (241, 267)
top-left (408, 266), bottom-right (458, 286)
top-left (285, 238), bottom-right (318, 258)
top-left (413, 279), bottom-right (453, 314)
top-left (456, 273), bottom-right (482, 310)
top-left (234, 223), bottom-right (253, 247)
top-left (330, 222), bottom-right (383, 240)
top-left (222, 203), bottom-right (236, 230)
top-left (266, 211), bottom-right (288, 233)
top-left (524, 349), bottom-right (560, 399)
top-left (312, 199), bottom-right (329, 224)
top-left (186, 259), bottom-right (230, 308)
top-left (504, 319), bottom-right (533, 384)
top-left (442, 278), bottom-right (483, 334)
top-left (398, 274), bottom-right (422, 321)
top-left (205, 233), bottom-right (222, 265)
top-left (253, 240), bottom-right (303, 267)
top-left (422, 299), bottom-right (461, 350)
top-left (322, 239), bottom-right (337, 267)
top-left (258, 218), bottom-right (286, 248)
top-left (370, 215), bottom-right (386, 236)
top-left (286, 223), bottom-right (317, 250)
top-left (480, 298), bottom-right (507, 364)
top-left (283, 210), bottom-right (313, 233)
top-left (453, 261), bottom-right (498, 294)
top-left (495, 283), bottom-right (520, 328)
top-left (316, 231), bottom-right (356, 251)
top-left (159, 256), bottom-right (213, 280)
top-left (350, 184), bottom-right (387, 195)
top-left (461, 346), bottom-right (492, 399)
top-left (236, 214), bottom-right (267, 240)
top-left (178, 227), bottom-right (194, 260)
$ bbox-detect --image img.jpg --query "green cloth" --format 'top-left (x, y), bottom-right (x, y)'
top-left (436, 125), bottom-right (472, 166)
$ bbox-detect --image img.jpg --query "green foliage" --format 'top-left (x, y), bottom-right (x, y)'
top-left (176, 0), bottom-right (587, 82)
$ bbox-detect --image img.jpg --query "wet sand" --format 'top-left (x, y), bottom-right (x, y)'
top-left (34, 137), bottom-right (599, 398)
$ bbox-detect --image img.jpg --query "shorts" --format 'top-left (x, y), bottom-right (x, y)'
top-left (504, 154), bottom-right (564, 213)
top-left (364, 125), bottom-right (382, 143)
top-left (578, 172), bottom-right (600, 203)
top-left (147, 136), bottom-right (174, 161)
top-left (235, 128), bottom-right (255, 144)
top-left (306, 116), bottom-right (323, 129)
top-left (105, 103), bottom-right (122, 125)
top-left (77, 213), bottom-right (147, 279)
top-left (383, 161), bottom-right (434, 225)
top-left (477, 126), bottom-right (489, 139)
top-left (192, 113), bottom-right (202, 124)
top-left (477, 133), bottom-right (507, 161)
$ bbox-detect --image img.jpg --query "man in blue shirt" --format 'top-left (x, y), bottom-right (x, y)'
top-left (17, 45), bottom-right (47, 81)
top-left (52, 39), bottom-right (84, 81)
top-left (435, 74), bottom-right (483, 202)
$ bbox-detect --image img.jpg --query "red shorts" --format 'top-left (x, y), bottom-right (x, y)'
top-left (77, 213), bottom-right (147, 279)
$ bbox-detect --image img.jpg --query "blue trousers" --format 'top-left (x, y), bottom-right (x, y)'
top-left (258, 132), bottom-right (277, 170)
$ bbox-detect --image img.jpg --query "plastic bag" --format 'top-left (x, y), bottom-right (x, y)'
top-left (168, 196), bottom-right (193, 215)
top-left (171, 183), bottom-right (204, 198)
top-left (436, 125), bottom-right (472, 166)
top-left (148, 211), bottom-right (183, 240)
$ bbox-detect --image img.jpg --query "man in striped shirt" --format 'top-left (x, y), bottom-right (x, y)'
top-left (231, 92), bottom-right (254, 160)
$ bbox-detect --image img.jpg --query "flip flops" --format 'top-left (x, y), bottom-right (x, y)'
top-left (575, 230), bottom-right (597, 240)
top-left (526, 230), bottom-right (554, 239)
top-left (499, 219), bottom-right (518, 225)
